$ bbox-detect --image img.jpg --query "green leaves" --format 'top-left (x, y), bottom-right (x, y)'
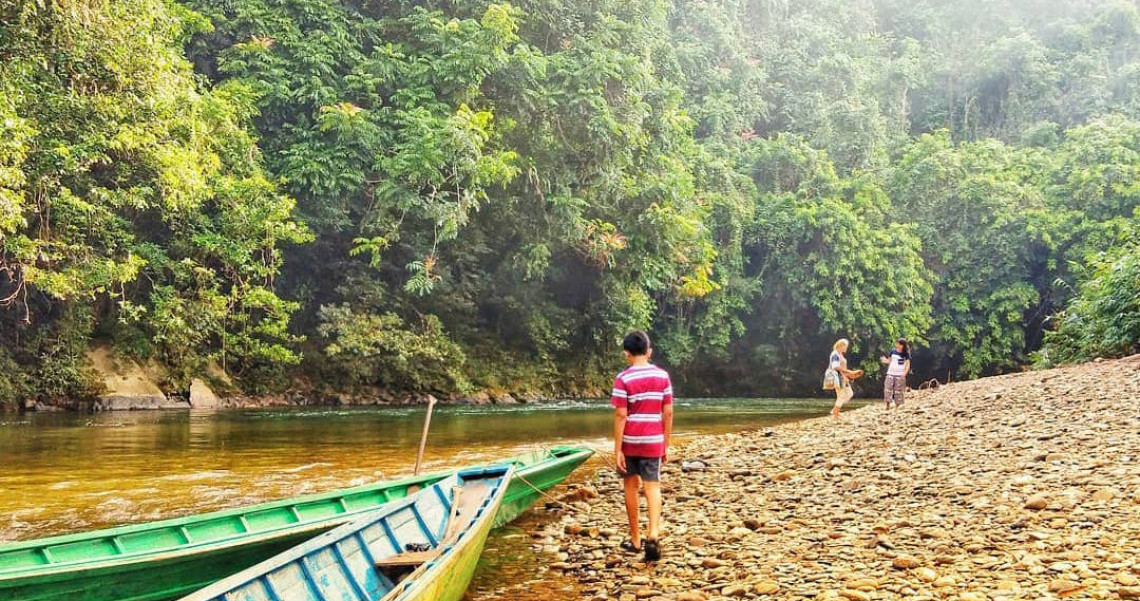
top-left (1053, 115), bottom-right (1140, 221)
top-left (350, 236), bottom-right (391, 267)
top-left (6, 0), bottom-right (1140, 405)
top-left (744, 135), bottom-right (934, 362)
top-left (316, 303), bottom-right (470, 393)
top-left (0, 85), bottom-right (31, 237)
top-left (1038, 228), bottom-right (1140, 365)
top-left (0, 0), bottom-right (306, 397)
top-left (404, 258), bottom-right (442, 296)
top-left (888, 131), bottom-right (1048, 376)
top-left (196, 0), bottom-right (522, 281)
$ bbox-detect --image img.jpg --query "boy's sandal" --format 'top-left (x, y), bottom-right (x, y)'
top-left (620, 539), bottom-right (641, 553)
top-left (644, 539), bottom-right (661, 561)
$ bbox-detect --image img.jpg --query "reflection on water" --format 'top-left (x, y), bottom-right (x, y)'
top-left (0, 398), bottom-right (837, 542)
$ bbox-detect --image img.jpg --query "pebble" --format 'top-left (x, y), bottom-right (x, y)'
top-left (845, 579), bottom-right (878, 592)
top-left (892, 556), bottom-right (920, 569)
top-left (915, 568), bottom-right (938, 582)
top-left (721, 584), bottom-right (747, 597)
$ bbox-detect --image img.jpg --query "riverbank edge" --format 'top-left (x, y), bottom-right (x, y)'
top-left (529, 354), bottom-right (1140, 601)
top-left (0, 345), bottom-right (613, 412)
top-left (11, 388), bottom-right (602, 413)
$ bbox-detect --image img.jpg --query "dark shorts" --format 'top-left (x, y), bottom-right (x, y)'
top-left (618, 456), bottom-right (661, 482)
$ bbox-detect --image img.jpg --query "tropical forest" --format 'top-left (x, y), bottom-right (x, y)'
top-left (2, 0), bottom-right (1139, 406)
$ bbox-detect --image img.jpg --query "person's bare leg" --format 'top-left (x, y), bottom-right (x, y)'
top-left (644, 480), bottom-right (662, 541)
top-left (623, 475), bottom-right (641, 547)
top-left (832, 392), bottom-right (842, 419)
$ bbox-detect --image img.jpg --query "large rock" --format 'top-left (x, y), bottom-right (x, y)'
top-left (95, 393), bottom-right (187, 411)
top-left (190, 379), bottom-right (222, 409)
top-left (88, 346), bottom-right (188, 411)
top-left (494, 393), bottom-right (518, 405)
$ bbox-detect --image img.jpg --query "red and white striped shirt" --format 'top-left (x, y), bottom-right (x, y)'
top-left (611, 364), bottom-right (673, 458)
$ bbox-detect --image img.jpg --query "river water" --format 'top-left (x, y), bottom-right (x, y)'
top-left (0, 398), bottom-right (841, 598)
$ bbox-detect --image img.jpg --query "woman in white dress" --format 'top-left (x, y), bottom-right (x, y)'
top-left (829, 338), bottom-right (859, 419)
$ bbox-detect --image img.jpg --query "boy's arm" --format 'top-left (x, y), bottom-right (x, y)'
top-left (611, 376), bottom-right (629, 471)
top-left (662, 377), bottom-right (674, 463)
top-left (614, 407), bottom-right (628, 471)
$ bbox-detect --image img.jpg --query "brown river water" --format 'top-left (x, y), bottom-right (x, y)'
top-left (0, 398), bottom-right (841, 600)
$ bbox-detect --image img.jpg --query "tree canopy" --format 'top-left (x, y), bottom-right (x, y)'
top-left (2, 0), bottom-right (1138, 404)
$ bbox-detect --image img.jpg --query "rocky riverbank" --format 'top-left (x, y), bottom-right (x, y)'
top-left (533, 355), bottom-right (1140, 601)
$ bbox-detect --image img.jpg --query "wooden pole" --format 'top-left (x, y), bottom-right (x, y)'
top-left (413, 395), bottom-right (437, 475)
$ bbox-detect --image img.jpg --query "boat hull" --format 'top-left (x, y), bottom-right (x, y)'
top-left (0, 447), bottom-right (593, 601)
top-left (495, 447), bottom-right (594, 527)
top-left (177, 465), bottom-right (512, 601)
top-left (0, 534), bottom-right (304, 601)
top-left (0, 473), bottom-right (446, 601)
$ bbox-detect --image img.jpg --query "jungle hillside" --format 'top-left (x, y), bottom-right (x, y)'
top-left (2, 0), bottom-right (1139, 405)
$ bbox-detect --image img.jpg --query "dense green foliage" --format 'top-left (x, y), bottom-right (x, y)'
top-left (2, 0), bottom-right (1138, 404)
top-left (0, 0), bottom-right (309, 402)
top-left (1037, 225), bottom-right (1140, 365)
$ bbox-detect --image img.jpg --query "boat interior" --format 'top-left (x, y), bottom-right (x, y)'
top-left (180, 467), bottom-right (507, 601)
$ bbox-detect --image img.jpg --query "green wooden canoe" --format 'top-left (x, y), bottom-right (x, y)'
top-left (494, 446), bottom-right (592, 527)
top-left (0, 446), bottom-right (593, 601)
top-left (176, 464), bottom-right (513, 601)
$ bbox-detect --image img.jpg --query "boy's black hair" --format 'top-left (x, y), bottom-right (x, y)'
top-left (622, 331), bottom-right (651, 356)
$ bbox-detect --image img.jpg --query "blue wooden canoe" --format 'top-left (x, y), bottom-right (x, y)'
top-left (175, 464), bottom-right (514, 601)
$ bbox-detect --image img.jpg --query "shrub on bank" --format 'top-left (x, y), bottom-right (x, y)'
top-left (1037, 237), bottom-right (1140, 366)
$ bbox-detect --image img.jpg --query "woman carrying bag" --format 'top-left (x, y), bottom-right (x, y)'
top-left (823, 338), bottom-right (862, 419)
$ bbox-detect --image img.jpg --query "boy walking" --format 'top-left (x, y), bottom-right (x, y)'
top-left (611, 331), bottom-right (673, 561)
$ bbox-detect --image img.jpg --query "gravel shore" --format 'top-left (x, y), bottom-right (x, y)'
top-left (534, 355), bottom-right (1140, 601)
